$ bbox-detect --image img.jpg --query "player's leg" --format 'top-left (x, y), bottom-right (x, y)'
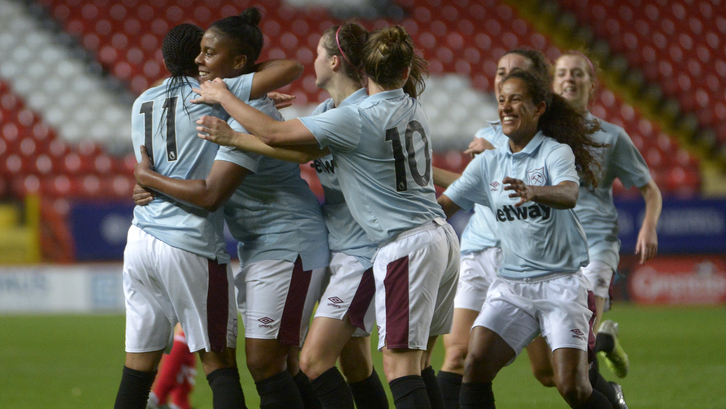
top-left (238, 258), bottom-right (322, 409)
top-left (542, 273), bottom-right (611, 409)
top-left (301, 317), bottom-right (358, 408)
top-left (582, 262), bottom-right (629, 378)
top-left (287, 346), bottom-right (321, 409)
top-left (149, 325), bottom-right (194, 407)
top-left (116, 226), bottom-right (174, 409)
top-left (526, 335), bottom-right (556, 387)
top-left (340, 336), bottom-right (389, 409)
top-left (438, 248), bottom-right (500, 409)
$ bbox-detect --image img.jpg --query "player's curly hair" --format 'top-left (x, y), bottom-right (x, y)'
top-left (209, 7), bottom-right (264, 71)
top-left (504, 48), bottom-right (552, 85)
top-left (502, 69), bottom-right (606, 188)
top-left (321, 23), bottom-right (369, 85)
top-left (362, 26), bottom-right (428, 98)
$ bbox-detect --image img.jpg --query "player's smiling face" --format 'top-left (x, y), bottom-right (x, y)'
top-left (195, 29), bottom-right (245, 82)
top-left (498, 77), bottom-right (545, 150)
top-left (554, 54), bottom-right (594, 113)
top-left (494, 53), bottom-right (534, 98)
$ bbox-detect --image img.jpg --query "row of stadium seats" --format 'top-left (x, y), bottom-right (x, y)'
top-left (2, 0), bottom-right (705, 201)
top-left (556, 0), bottom-right (726, 143)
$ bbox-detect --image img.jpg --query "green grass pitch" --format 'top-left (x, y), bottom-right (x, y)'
top-left (1, 304), bottom-right (724, 408)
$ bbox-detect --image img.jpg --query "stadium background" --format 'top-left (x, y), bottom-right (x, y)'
top-left (0, 0), bottom-right (724, 407)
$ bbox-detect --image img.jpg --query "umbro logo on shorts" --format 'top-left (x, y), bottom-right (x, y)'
top-left (490, 181), bottom-right (500, 191)
top-left (570, 328), bottom-right (586, 341)
top-left (327, 296), bottom-right (345, 308)
top-left (258, 317), bottom-right (274, 328)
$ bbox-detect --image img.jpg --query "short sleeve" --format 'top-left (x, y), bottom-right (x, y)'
top-left (609, 129), bottom-right (652, 189)
top-left (224, 73), bottom-right (254, 103)
top-left (443, 153), bottom-right (492, 211)
top-left (214, 145), bottom-right (261, 173)
top-left (299, 106), bottom-right (362, 153)
top-left (547, 144), bottom-right (579, 186)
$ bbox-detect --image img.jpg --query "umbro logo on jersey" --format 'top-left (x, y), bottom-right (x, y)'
top-left (570, 328), bottom-right (586, 341)
top-left (490, 181), bottom-right (500, 191)
top-left (495, 203), bottom-right (551, 222)
top-left (327, 296), bottom-right (345, 308)
top-left (312, 158), bottom-right (335, 174)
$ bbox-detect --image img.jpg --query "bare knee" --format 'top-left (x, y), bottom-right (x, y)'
top-left (299, 347), bottom-right (330, 380)
top-left (245, 341), bottom-right (288, 381)
top-left (198, 347), bottom-right (237, 375)
top-left (532, 365), bottom-right (556, 388)
top-left (442, 344), bottom-right (468, 373)
top-left (556, 379), bottom-right (592, 407)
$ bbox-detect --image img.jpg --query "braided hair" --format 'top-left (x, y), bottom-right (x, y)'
top-left (162, 23), bottom-right (203, 96)
top-left (502, 69), bottom-right (606, 188)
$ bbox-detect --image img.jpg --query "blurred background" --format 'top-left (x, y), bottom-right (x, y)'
top-left (1, 0), bottom-right (725, 311)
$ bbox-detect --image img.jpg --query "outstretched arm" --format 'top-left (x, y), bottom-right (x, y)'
top-left (192, 79), bottom-right (317, 146)
top-left (635, 179), bottom-right (661, 264)
top-left (249, 59), bottom-right (304, 99)
top-left (503, 178), bottom-right (579, 209)
top-left (196, 116), bottom-right (328, 164)
top-left (134, 146), bottom-right (247, 212)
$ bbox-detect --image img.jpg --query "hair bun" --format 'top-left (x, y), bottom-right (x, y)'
top-left (239, 7), bottom-right (261, 27)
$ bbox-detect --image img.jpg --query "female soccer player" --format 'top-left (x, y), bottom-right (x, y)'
top-left (192, 25), bottom-right (460, 409)
top-left (119, 20), bottom-right (296, 409)
top-left (194, 22), bottom-right (389, 409)
top-left (554, 51), bottom-right (662, 378)
top-left (438, 69), bottom-right (613, 409)
top-left (433, 49), bottom-right (555, 408)
top-left (133, 9), bottom-right (328, 409)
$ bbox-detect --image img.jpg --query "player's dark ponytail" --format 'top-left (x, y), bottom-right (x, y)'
top-left (209, 7), bottom-right (264, 72)
top-left (502, 69), bottom-right (606, 188)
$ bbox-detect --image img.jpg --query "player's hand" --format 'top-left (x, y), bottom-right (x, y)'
top-left (197, 116), bottom-right (237, 146)
top-left (132, 183), bottom-right (154, 206)
top-left (191, 78), bottom-right (230, 105)
top-left (464, 137), bottom-right (495, 157)
top-left (267, 92), bottom-right (296, 109)
top-left (635, 225), bottom-right (658, 264)
top-left (134, 145), bottom-right (154, 185)
top-left (503, 177), bottom-right (535, 207)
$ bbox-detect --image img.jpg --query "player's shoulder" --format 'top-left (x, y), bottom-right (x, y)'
top-left (590, 114), bottom-right (628, 142)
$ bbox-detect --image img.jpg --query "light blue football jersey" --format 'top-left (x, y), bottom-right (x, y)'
top-left (215, 96), bottom-right (329, 271)
top-left (309, 89), bottom-right (376, 267)
top-left (300, 89), bottom-right (446, 244)
top-left (574, 113), bottom-right (652, 271)
top-left (459, 121), bottom-right (509, 254)
top-left (131, 76), bottom-right (238, 263)
top-left (444, 132), bottom-right (589, 279)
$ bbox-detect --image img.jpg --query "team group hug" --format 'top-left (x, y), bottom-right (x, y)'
top-left (118, 7), bottom-right (662, 409)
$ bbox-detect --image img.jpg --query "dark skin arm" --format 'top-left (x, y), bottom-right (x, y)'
top-left (249, 59), bottom-right (304, 100)
top-left (504, 178), bottom-right (579, 209)
top-left (134, 146), bottom-right (248, 212)
top-left (437, 194), bottom-right (463, 219)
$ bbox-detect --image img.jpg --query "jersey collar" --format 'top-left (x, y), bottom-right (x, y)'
top-left (506, 130), bottom-right (546, 156)
top-left (361, 88), bottom-right (405, 107)
top-left (339, 88), bottom-right (368, 108)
